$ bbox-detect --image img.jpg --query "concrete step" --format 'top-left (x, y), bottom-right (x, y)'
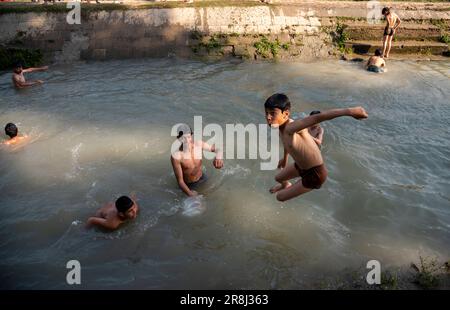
top-left (344, 23), bottom-right (444, 42)
top-left (345, 40), bottom-right (449, 56)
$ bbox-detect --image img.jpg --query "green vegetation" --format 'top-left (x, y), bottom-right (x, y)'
top-left (0, 47), bottom-right (43, 71)
top-left (190, 30), bottom-right (203, 41)
top-left (200, 36), bottom-right (221, 51)
top-left (254, 36), bottom-right (287, 58)
top-left (411, 256), bottom-right (442, 289)
top-left (379, 270), bottom-right (399, 290)
top-left (334, 22), bottom-right (349, 52)
top-left (439, 33), bottom-right (450, 44)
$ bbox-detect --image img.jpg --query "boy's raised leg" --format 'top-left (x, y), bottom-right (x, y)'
top-left (270, 163), bottom-right (299, 193)
top-left (276, 179), bottom-right (312, 202)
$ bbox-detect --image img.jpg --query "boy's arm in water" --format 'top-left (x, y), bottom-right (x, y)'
top-left (86, 217), bottom-right (118, 230)
top-left (201, 141), bottom-right (224, 169)
top-left (13, 75), bottom-right (43, 88)
top-left (278, 147), bottom-right (289, 168)
top-left (22, 66), bottom-right (48, 73)
top-left (285, 107), bottom-right (368, 135)
top-left (171, 156), bottom-right (197, 197)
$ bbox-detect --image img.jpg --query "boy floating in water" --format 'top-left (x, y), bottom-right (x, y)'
top-left (2, 123), bottom-right (28, 146)
top-left (171, 124), bottom-right (223, 197)
top-left (381, 7), bottom-right (401, 58)
top-left (366, 49), bottom-right (387, 73)
top-left (12, 63), bottom-right (48, 88)
top-left (308, 111), bottom-right (324, 147)
top-left (265, 93), bottom-right (368, 202)
top-left (86, 195), bottom-right (139, 231)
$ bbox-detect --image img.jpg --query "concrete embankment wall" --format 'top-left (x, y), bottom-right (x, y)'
top-left (0, 2), bottom-right (449, 63)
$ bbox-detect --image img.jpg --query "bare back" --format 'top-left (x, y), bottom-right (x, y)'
top-left (368, 56), bottom-right (385, 67)
top-left (386, 12), bottom-right (399, 28)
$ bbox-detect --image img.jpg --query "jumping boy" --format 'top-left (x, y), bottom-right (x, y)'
top-left (86, 195), bottom-right (139, 231)
top-left (171, 124), bottom-right (223, 197)
top-left (265, 93), bottom-right (368, 202)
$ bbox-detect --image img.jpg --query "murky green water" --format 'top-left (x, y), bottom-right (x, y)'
top-left (0, 58), bottom-right (449, 289)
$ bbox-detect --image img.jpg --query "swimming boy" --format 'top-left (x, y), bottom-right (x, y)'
top-left (265, 93), bottom-right (368, 202)
top-left (12, 63), bottom-right (48, 88)
top-left (366, 49), bottom-right (387, 73)
top-left (86, 195), bottom-right (139, 231)
top-left (171, 124), bottom-right (223, 197)
top-left (2, 123), bottom-right (28, 145)
top-left (381, 7), bottom-right (401, 59)
top-left (308, 111), bottom-right (324, 147)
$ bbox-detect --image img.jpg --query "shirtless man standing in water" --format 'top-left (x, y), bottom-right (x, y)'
top-left (170, 124), bottom-right (224, 197)
top-left (12, 63), bottom-right (48, 88)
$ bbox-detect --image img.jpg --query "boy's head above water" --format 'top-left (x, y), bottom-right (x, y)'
top-left (115, 196), bottom-right (138, 220)
top-left (5, 123), bottom-right (18, 139)
top-left (264, 93), bottom-right (291, 128)
top-left (176, 124), bottom-right (193, 150)
top-left (309, 111), bottom-right (321, 129)
top-left (13, 62), bottom-right (23, 74)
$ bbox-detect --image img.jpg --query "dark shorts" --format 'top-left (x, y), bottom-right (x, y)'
top-left (294, 163), bottom-right (328, 189)
top-left (186, 173), bottom-right (208, 189)
top-left (367, 65), bottom-right (383, 73)
top-left (384, 27), bottom-right (394, 36)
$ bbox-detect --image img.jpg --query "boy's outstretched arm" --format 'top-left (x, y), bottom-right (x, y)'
top-left (171, 156), bottom-right (197, 196)
top-left (286, 107), bottom-right (368, 135)
top-left (201, 141), bottom-right (223, 169)
top-left (23, 66), bottom-right (48, 73)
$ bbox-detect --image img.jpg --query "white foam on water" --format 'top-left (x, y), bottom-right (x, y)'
top-left (65, 142), bottom-right (83, 180)
top-left (181, 195), bottom-right (206, 217)
top-left (221, 164), bottom-right (251, 178)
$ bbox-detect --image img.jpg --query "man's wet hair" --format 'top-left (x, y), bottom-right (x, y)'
top-left (375, 49), bottom-right (382, 57)
top-left (382, 7), bottom-right (390, 15)
top-left (5, 123), bottom-right (18, 138)
top-left (310, 110), bottom-right (321, 116)
top-left (115, 196), bottom-right (134, 213)
top-left (264, 93), bottom-right (291, 112)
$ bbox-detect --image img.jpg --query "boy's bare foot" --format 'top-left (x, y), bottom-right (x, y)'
top-left (269, 182), bottom-right (291, 193)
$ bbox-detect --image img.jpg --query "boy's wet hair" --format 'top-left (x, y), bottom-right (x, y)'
top-left (13, 62), bottom-right (23, 69)
top-left (375, 49), bottom-right (382, 56)
top-left (5, 123), bottom-right (18, 138)
top-left (176, 124), bottom-right (192, 139)
top-left (115, 196), bottom-right (134, 213)
top-left (264, 93), bottom-right (291, 112)
top-left (310, 110), bottom-right (321, 116)
top-left (382, 7), bottom-right (390, 15)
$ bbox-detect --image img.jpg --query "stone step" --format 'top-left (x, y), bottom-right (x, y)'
top-left (345, 40), bottom-right (449, 55)
top-left (344, 23), bottom-right (444, 42)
